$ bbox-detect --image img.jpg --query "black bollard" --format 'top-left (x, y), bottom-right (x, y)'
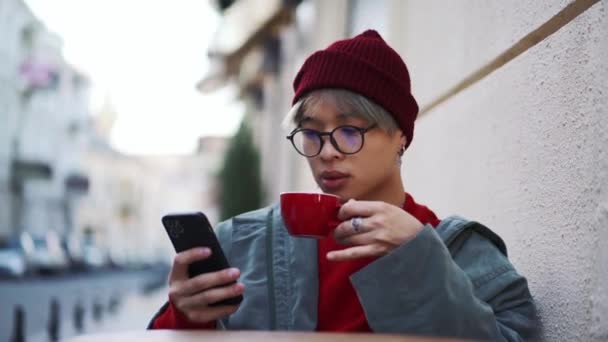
top-left (92, 299), bottom-right (103, 322)
top-left (48, 298), bottom-right (61, 342)
top-left (73, 301), bottom-right (85, 333)
top-left (108, 295), bottom-right (121, 314)
top-left (11, 305), bottom-right (25, 342)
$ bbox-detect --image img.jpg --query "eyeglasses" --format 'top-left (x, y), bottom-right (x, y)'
top-left (286, 124), bottom-right (377, 157)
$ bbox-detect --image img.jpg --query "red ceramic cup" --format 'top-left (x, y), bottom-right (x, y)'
top-left (280, 192), bottom-right (342, 238)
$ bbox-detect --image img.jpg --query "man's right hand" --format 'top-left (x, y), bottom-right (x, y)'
top-left (168, 247), bottom-right (244, 323)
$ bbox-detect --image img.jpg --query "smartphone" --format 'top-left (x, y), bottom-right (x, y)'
top-left (162, 211), bottom-right (243, 306)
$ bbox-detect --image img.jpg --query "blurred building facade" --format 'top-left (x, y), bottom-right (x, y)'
top-left (0, 0), bottom-right (91, 240)
top-left (0, 0), bottom-right (227, 267)
top-left (200, 0), bottom-right (607, 340)
top-left (77, 108), bottom-right (228, 265)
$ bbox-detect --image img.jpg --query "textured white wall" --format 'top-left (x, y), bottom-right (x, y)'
top-left (397, 1), bottom-right (607, 341)
top-left (388, 0), bottom-right (572, 107)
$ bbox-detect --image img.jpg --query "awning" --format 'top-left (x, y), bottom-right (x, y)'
top-left (10, 160), bottom-right (53, 193)
top-left (208, 0), bottom-right (283, 58)
top-left (65, 173), bottom-right (90, 195)
top-left (197, 0), bottom-right (293, 93)
top-left (11, 160), bottom-right (53, 181)
top-left (195, 60), bottom-right (228, 93)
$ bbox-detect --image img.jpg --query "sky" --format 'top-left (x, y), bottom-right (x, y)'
top-left (25, 0), bottom-right (245, 155)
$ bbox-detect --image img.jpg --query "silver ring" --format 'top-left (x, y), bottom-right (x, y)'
top-left (351, 217), bottom-right (363, 233)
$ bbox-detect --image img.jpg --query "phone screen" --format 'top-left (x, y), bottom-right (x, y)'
top-left (162, 212), bottom-right (243, 306)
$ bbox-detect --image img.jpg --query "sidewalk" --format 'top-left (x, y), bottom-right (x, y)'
top-left (26, 287), bottom-right (168, 342)
top-left (87, 286), bottom-right (168, 333)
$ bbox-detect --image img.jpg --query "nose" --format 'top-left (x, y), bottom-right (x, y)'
top-left (318, 136), bottom-right (342, 161)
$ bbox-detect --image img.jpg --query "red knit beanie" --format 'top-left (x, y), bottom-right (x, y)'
top-left (292, 29), bottom-right (418, 149)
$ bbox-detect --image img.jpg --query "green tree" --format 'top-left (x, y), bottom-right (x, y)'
top-left (218, 121), bottom-right (263, 220)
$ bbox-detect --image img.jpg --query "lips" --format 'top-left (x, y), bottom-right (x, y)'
top-left (319, 170), bottom-right (350, 191)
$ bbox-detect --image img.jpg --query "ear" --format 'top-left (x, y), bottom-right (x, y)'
top-left (396, 131), bottom-right (407, 156)
top-left (400, 132), bottom-right (407, 148)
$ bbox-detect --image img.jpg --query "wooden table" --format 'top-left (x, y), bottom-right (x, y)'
top-left (68, 330), bottom-right (468, 342)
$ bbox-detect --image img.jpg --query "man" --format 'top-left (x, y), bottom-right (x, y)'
top-left (149, 30), bottom-right (538, 340)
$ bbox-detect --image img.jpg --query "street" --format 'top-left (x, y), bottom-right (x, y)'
top-left (0, 267), bottom-right (168, 342)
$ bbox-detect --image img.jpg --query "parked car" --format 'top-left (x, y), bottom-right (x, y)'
top-left (61, 234), bottom-right (87, 272)
top-left (20, 231), bottom-right (69, 275)
top-left (81, 235), bottom-right (108, 270)
top-left (63, 231), bottom-right (110, 271)
top-left (0, 239), bottom-right (27, 279)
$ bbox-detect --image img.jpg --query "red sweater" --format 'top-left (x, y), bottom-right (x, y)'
top-left (316, 193), bottom-right (440, 331)
top-left (152, 193), bottom-right (440, 331)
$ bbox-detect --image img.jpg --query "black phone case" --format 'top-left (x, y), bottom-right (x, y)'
top-left (162, 212), bottom-right (243, 306)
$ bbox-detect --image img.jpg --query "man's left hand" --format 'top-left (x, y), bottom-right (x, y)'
top-left (328, 199), bottom-right (424, 261)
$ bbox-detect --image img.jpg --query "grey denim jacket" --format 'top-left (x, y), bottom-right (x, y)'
top-left (151, 203), bottom-right (538, 340)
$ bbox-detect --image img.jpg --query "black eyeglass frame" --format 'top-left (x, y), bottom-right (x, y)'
top-left (285, 124), bottom-right (377, 157)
